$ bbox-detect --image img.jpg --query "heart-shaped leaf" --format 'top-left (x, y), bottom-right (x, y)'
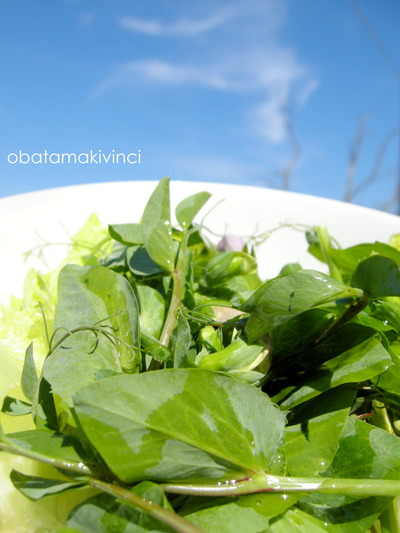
top-left (73, 369), bottom-right (287, 483)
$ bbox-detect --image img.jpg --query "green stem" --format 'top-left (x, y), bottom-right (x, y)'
top-left (90, 478), bottom-right (206, 533)
top-left (0, 441), bottom-right (91, 476)
top-left (372, 400), bottom-right (395, 434)
top-left (159, 230), bottom-right (189, 348)
top-left (90, 235), bottom-right (112, 257)
top-left (161, 473), bottom-right (400, 498)
top-left (379, 498), bottom-right (400, 533)
top-left (316, 225), bottom-right (343, 283)
top-left (313, 295), bottom-right (369, 344)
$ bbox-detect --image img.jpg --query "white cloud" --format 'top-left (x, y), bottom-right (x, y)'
top-left (91, 60), bottom-right (230, 97)
top-left (93, 0), bottom-right (318, 144)
top-left (119, 8), bottom-right (235, 37)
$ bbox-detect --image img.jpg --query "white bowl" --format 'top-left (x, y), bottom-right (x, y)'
top-left (0, 180), bottom-right (399, 303)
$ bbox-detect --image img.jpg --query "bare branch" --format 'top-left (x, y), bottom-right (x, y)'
top-left (351, 126), bottom-right (399, 200)
top-left (344, 114), bottom-right (367, 202)
top-left (279, 110), bottom-right (301, 191)
top-left (380, 182), bottom-right (400, 212)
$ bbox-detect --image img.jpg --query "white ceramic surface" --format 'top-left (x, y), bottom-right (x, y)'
top-left (0, 180), bottom-right (399, 303)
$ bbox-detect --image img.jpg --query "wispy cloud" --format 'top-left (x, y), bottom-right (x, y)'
top-left (119, 8), bottom-right (234, 37)
top-left (92, 60), bottom-right (230, 97)
top-left (93, 0), bottom-right (318, 144)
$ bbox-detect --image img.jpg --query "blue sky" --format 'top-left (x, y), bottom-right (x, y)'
top-left (1, 0), bottom-right (399, 212)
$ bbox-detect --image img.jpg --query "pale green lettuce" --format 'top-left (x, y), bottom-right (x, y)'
top-left (0, 214), bottom-right (110, 533)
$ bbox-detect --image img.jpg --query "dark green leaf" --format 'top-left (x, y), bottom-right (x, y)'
top-left (280, 336), bottom-right (392, 409)
top-left (244, 270), bottom-right (355, 343)
top-left (297, 493), bottom-right (391, 533)
top-left (351, 255), bottom-right (400, 298)
top-left (21, 342), bottom-right (38, 402)
top-left (127, 246), bottom-right (167, 277)
top-left (101, 244), bottom-right (127, 272)
top-left (299, 322), bottom-right (380, 369)
top-left (10, 470), bottom-right (85, 501)
top-left (141, 177), bottom-right (174, 271)
top-left (1, 396), bottom-right (31, 416)
top-left (269, 308), bottom-right (335, 365)
top-left (73, 369), bottom-right (286, 483)
top-left (171, 313), bottom-right (192, 368)
top-left (287, 386), bottom-right (356, 426)
top-left (175, 191), bottom-right (211, 229)
top-left (31, 376), bottom-right (59, 431)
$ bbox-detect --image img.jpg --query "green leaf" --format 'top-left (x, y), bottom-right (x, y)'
top-left (171, 313), bottom-right (192, 368)
top-left (268, 506), bottom-right (338, 532)
top-left (244, 270), bottom-right (356, 343)
top-left (136, 284), bottom-right (165, 338)
top-left (10, 470), bottom-right (85, 501)
top-left (372, 342), bottom-right (400, 397)
top-left (43, 264), bottom-right (140, 407)
top-left (269, 308), bottom-right (335, 365)
top-left (197, 338), bottom-right (265, 373)
top-left (325, 416), bottom-right (400, 480)
top-left (1, 395), bottom-right (32, 416)
top-left (127, 246), bottom-right (166, 277)
top-left (287, 385), bottom-right (356, 426)
top-left (202, 252), bottom-right (257, 287)
top-left (140, 330), bottom-right (171, 363)
top-left (280, 336), bottom-right (392, 409)
top-left (299, 322), bottom-right (381, 369)
top-left (68, 482), bottom-right (175, 533)
top-left (369, 299), bottom-right (400, 334)
top-left (279, 262), bottom-right (302, 275)
top-left (141, 177), bottom-right (174, 271)
top-left (73, 369), bottom-right (286, 483)
top-left (31, 376), bottom-right (59, 430)
top-left (175, 192), bottom-right (211, 229)
top-left (109, 223), bottom-right (143, 245)
top-left (351, 255), bottom-right (400, 298)
top-left (1, 429), bottom-right (90, 474)
top-left (297, 493), bottom-right (391, 533)
top-left (101, 244), bottom-right (127, 272)
top-left (309, 241), bottom-right (400, 283)
top-left (302, 417), bottom-right (400, 531)
top-left (285, 407), bottom-right (350, 477)
top-left (21, 342), bottom-right (38, 402)
top-left (183, 493), bottom-right (299, 533)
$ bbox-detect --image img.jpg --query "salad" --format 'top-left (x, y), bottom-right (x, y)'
top-left (1, 177), bottom-right (400, 532)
